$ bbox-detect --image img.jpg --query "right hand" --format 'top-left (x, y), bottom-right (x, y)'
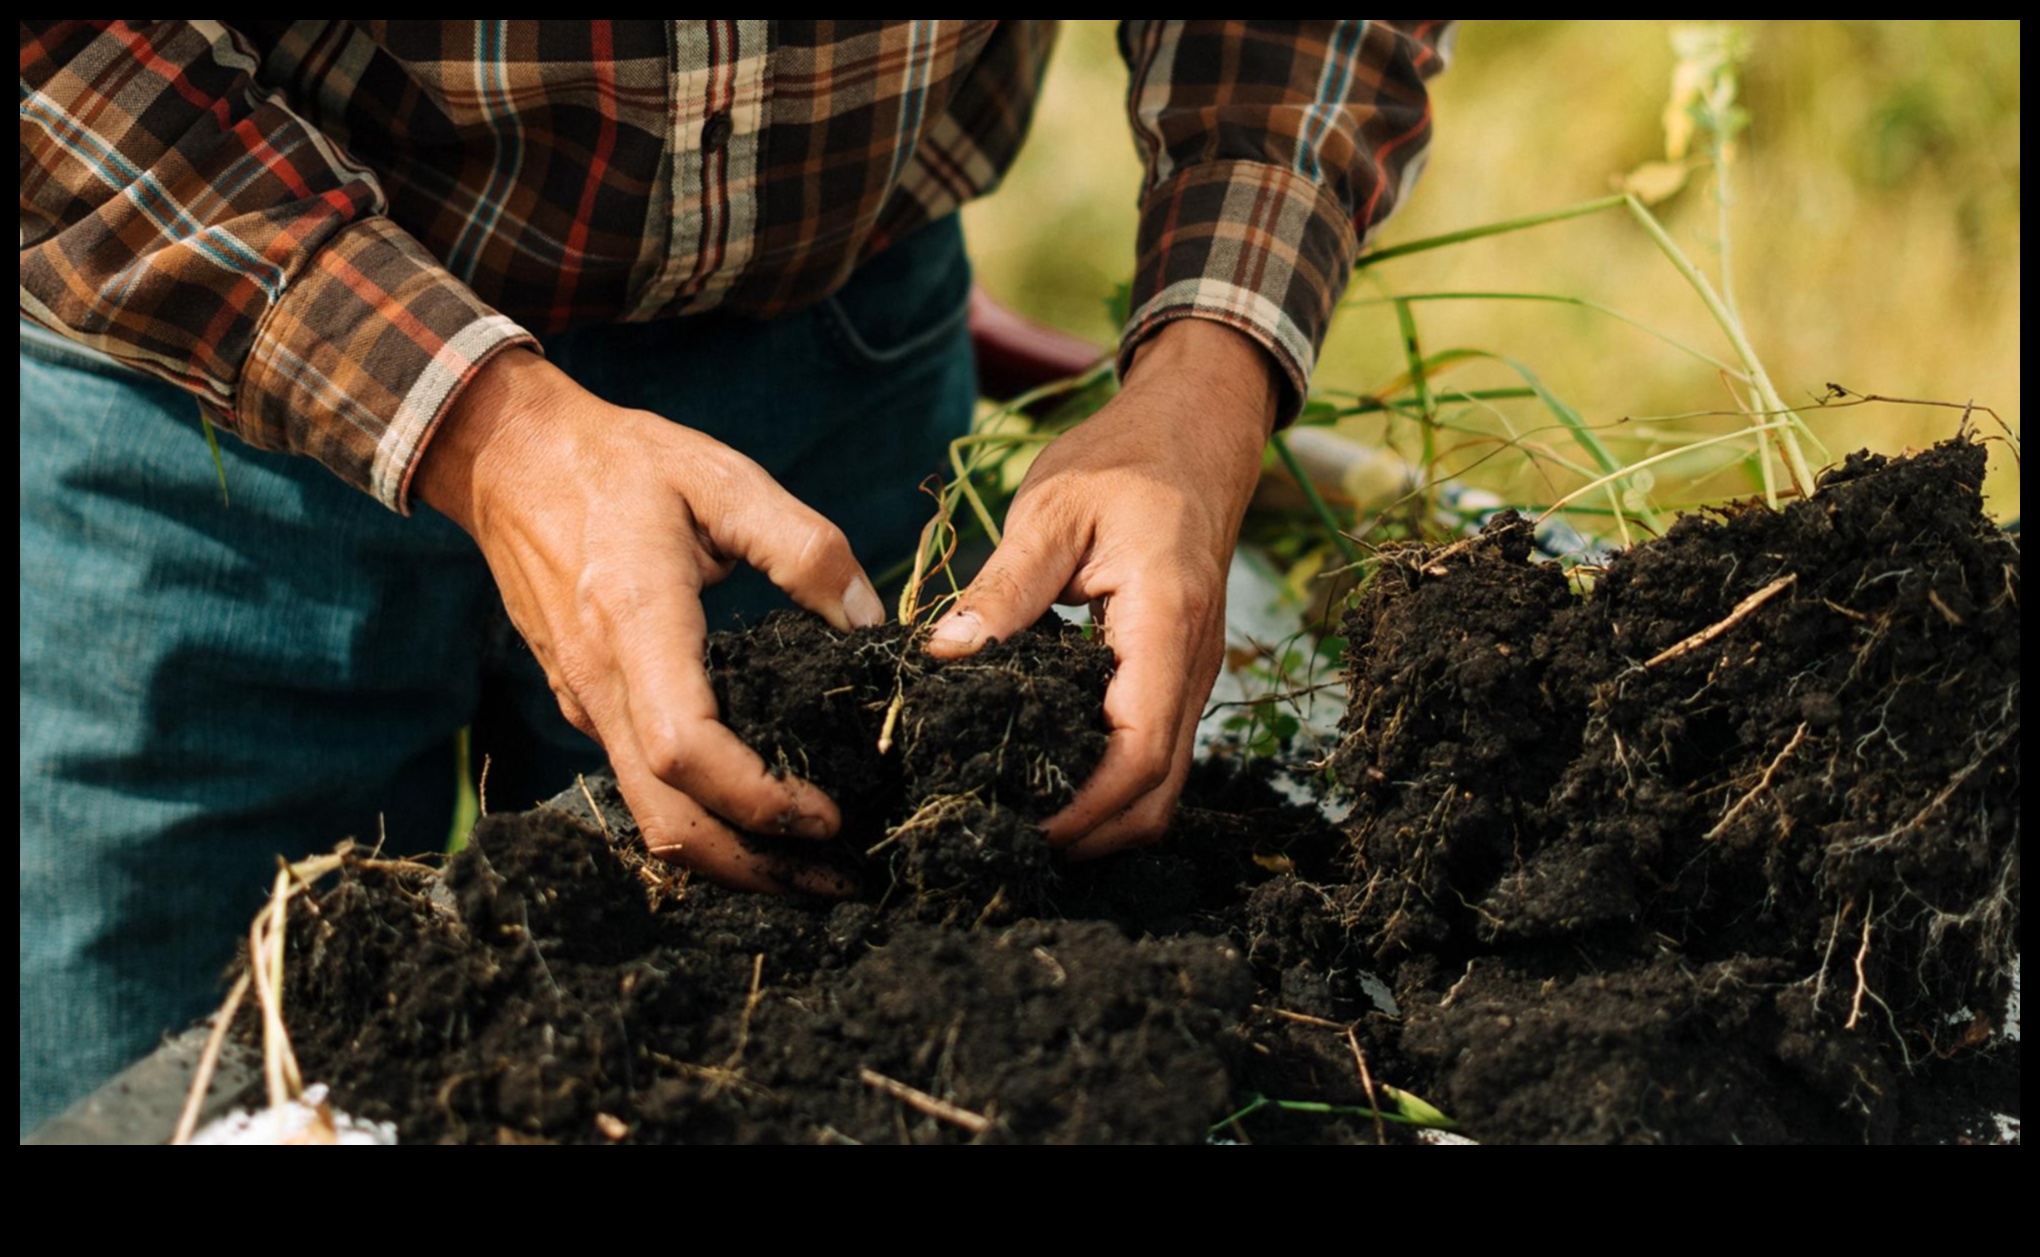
top-left (416, 349), bottom-right (884, 893)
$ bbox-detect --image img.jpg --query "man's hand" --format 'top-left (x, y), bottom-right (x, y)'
top-left (417, 349), bottom-right (885, 893)
top-left (926, 319), bottom-right (1278, 857)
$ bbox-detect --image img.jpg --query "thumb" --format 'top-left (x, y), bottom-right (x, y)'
top-left (927, 529), bottom-right (1075, 659)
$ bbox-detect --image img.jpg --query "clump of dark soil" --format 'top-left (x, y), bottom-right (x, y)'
top-left (708, 615), bottom-right (1112, 915)
top-left (1334, 437), bottom-right (2019, 1142)
top-left (263, 440), bottom-right (2018, 1143)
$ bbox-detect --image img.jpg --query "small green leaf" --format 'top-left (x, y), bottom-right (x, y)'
top-left (1382, 1084), bottom-right (1458, 1129)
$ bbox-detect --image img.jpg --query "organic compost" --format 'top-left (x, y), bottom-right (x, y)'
top-left (263, 438), bottom-right (2018, 1142)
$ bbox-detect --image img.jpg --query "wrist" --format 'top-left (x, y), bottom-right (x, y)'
top-left (1124, 319), bottom-right (1281, 443)
top-left (415, 348), bottom-right (573, 532)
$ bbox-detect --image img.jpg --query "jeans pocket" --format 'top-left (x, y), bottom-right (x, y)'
top-left (814, 215), bottom-right (973, 370)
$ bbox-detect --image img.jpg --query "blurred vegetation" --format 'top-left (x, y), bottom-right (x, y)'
top-left (962, 20), bottom-right (2020, 521)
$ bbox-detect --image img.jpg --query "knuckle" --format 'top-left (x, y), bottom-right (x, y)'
top-left (545, 673), bottom-right (599, 737)
top-left (637, 722), bottom-right (697, 785)
top-left (1124, 729), bottom-right (1175, 795)
top-left (732, 785), bottom-right (796, 835)
top-left (968, 559), bottom-right (1036, 613)
top-left (789, 516), bottom-right (853, 577)
top-left (1123, 795), bottom-right (1175, 840)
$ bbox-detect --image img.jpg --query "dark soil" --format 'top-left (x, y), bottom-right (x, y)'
top-left (263, 440), bottom-right (2018, 1143)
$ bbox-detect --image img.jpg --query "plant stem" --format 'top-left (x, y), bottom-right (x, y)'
top-left (1270, 432), bottom-right (1362, 566)
top-left (1623, 194), bottom-right (1820, 500)
top-left (1537, 418), bottom-right (1797, 518)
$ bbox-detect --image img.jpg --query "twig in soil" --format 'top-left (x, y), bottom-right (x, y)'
top-left (868, 791), bottom-right (974, 857)
top-left (1644, 573), bottom-right (1796, 669)
top-left (577, 773), bottom-right (614, 845)
top-left (970, 886), bottom-right (1009, 931)
top-left (876, 683), bottom-right (907, 756)
top-left (1346, 1027), bottom-right (1389, 1146)
top-left (715, 954), bottom-right (768, 1091)
top-left (857, 1067), bottom-right (991, 1135)
top-left (1438, 959), bottom-right (1477, 1009)
top-left (1413, 530), bottom-right (1493, 576)
top-left (1704, 722), bottom-right (1808, 840)
top-left (170, 971), bottom-right (251, 1145)
top-left (1846, 892), bottom-right (1875, 1031)
top-left (1252, 1004), bottom-right (1347, 1030)
top-left (478, 753), bottom-right (491, 816)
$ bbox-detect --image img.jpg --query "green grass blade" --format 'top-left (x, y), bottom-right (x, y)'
top-left (201, 416), bottom-right (229, 507)
top-left (1419, 347), bottom-right (1659, 538)
top-left (1343, 291), bottom-right (1743, 375)
top-left (1357, 194), bottom-right (1629, 270)
top-left (1269, 431), bottom-right (1362, 566)
top-left (1311, 385), bottom-right (1535, 419)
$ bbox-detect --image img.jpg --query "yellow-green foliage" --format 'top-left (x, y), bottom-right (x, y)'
top-left (963, 20), bottom-right (2020, 520)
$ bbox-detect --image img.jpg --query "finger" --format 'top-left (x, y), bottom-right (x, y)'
top-left (599, 569), bottom-right (845, 839)
top-left (611, 743), bottom-right (855, 897)
top-left (926, 513), bottom-right (1078, 659)
top-left (711, 471), bottom-right (885, 631)
top-left (1039, 581), bottom-right (1206, 845)
top-left (1062, 679), bottom-right (1203, 860)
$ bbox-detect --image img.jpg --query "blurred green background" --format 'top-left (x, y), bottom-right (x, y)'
top-left (962, 20), bottom-right (2021, 520)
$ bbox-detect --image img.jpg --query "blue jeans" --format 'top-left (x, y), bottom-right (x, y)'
top-left (19, 215), bottom-right (976, 1132)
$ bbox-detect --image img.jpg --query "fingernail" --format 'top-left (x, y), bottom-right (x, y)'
top-left (843, 577), bottom-right (885, 630)
top-left (791, 811), bottom-right (834, 840)
top-left (930, 610), bottom-right (980, 650)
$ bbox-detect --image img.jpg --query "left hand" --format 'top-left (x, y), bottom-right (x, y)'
top-left (925, 319), bottom-right (1279, 857)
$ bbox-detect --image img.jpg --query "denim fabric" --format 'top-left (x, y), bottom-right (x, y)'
top-left (19, 215), bottom-right (976, 1132)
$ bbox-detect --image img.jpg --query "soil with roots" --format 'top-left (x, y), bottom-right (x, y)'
top-left (260, 439), bottom-right (2018, 1143)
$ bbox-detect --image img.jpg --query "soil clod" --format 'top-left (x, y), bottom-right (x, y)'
top-left (264, 441), bottom-right (2017, 1142)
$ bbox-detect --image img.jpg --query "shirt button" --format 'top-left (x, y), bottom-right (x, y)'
top-left (701, 110), bottom-right (733, 153)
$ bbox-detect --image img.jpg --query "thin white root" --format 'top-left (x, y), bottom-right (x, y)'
top-left (1845, 892), bottom-right (1875, 1031)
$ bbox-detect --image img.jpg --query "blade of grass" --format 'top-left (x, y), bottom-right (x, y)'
top-left (1623, 194), bottom-right (1824, 497)
top-left (1269, 432), bottom-right (1362, 566)
top-left (1538, 419), bottom-right (1797, 518)
top-left (1357, 194), bottom-right (1629, 270)
top-left (1310, 385), bottom-right (1536, 420)
top-left (1421, 347), bottom-right (1657, 540)
top-left (1389, 298), bottom-right (1443, 521)
top-left (201, 417), bottom-right (229, 506)
top-left (1343, 291), bottom-right (1744, 376)
top-left (1209, 1092), bottom-right (1460, 1137)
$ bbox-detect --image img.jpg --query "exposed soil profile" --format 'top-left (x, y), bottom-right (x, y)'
top-left (263, 439), bottom-right (2018, 1143)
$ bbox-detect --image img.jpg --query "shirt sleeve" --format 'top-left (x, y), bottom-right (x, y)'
top-left (1116, 20), bottom-right (1453, 420)
top-left (19, 19), bottom-right (537, 512)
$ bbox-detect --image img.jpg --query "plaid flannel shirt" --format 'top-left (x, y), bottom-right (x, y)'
top-left (21, 20), bottom-right (1451, 511)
